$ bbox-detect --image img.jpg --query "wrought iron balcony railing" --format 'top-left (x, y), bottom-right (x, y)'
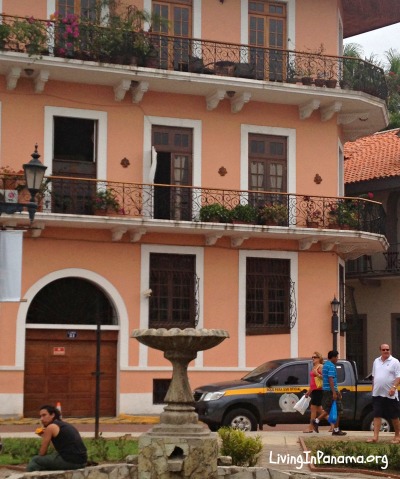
top-left (1, 174), bottom-right (386, 235)
top-left (0, 14), bottom-right (388, 101)
top-left (347, 242), bottom-right (400, 276)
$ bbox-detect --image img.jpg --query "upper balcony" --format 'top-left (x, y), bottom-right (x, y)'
top-left (0, 15), bottom-right (389, 141)
top-left (0, 174), bottom-right (388, 259)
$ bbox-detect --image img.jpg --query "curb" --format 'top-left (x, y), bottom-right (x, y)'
top-left (0, 415), bottom-right (160, 425)
top-left (299, 436), bottom-right (400, 478)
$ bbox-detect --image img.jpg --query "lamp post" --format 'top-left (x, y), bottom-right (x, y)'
top-left (331, 295), bottom-right (340, 351)
top-left (0, 144), bottom-right (47, 222)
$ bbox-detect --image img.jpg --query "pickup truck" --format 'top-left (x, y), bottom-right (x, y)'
top-left (193, 358), bottom-right (388, 432)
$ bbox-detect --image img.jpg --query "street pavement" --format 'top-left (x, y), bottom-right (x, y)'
top-left (0, 419), bottom-right (397, 478)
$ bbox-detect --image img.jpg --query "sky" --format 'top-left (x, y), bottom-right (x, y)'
top-left (345, 22), bottom-right (400, 68)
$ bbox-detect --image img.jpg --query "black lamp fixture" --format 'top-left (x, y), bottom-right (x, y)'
top-left (0, 144), bottom-right (47, 222)
top-left (330, 295), bottom-right (340, 351)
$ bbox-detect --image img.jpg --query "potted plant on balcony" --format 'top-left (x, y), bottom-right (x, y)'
top-left (199, 203), bottom-right (230, 223)
top-left (93, 189), bottom-right (121, 215)
top-left (229, 203), bottom-right (258, 224)
top-left (12, 16), bottom-right (48, 56)
top-left (0, 22), bottom-right (11, 50)
top-left (328, 200), bottom-right (359, 229)
top-left (258, 202), bottom-right (288, 226)
top-left (304, 197), bottom-right (323, 227)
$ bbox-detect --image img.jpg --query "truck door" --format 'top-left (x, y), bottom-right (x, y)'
top-left (337, 361), bottom-right (355, 421)
top-left (264, 362), bottom-right (309, 423)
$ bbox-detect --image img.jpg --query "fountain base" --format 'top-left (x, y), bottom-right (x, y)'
top-left (139, 432), bottom-right (218, 478)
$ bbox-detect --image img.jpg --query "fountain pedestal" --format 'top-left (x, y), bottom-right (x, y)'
top-left (131, 328), bottom-right (229, 479)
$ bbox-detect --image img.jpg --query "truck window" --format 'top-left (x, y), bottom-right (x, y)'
top-left (268, 364), bottom-right (308, 386)
top-left (336, 364), bottom-right (345, 383)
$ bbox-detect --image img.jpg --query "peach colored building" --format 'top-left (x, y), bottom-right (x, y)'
top-left (0, 0), bottom-right (392, 418)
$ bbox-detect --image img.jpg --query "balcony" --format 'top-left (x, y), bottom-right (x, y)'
top-left (0, 174), bottom-right (388, 258)
top-left (347, 243), bottom-right (400, 278)
top-left (0, 15), bottom-right (388, 140)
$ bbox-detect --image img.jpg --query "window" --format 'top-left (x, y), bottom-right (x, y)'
top-left (268, 363), bottom-right (308, 386)
top-left (152, 126), bottom-right (192, 220)
top-left (52, 116), bottom-right (97, 214)
top-left (153, 379), bottom-right (171, 404)
top-left (27, 278), bottom-right (117, 325)
top-left (152, 0), bottom-right (192, 70)
top-left (246, 257), bottom-right (291, 334)
top-left (54, 117), bottom-right (97, 164)
top-left (149, 253), bottom-right (197, 328)
top-left (249, 1), bottom-right (287, 81)
top-left (56, 0), bottom-right (97, 18)
top-left (249, 134), bottom-right (287, 193)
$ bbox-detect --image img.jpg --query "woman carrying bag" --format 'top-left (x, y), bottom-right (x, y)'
top-left (303, 352), bottom-right (328, 433)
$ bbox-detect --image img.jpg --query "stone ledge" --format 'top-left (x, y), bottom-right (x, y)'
top-left (4, 463), bottom-right (347, 479)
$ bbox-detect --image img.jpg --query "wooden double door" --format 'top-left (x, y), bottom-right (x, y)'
top-left (24, 329), bottom-right (117, 418)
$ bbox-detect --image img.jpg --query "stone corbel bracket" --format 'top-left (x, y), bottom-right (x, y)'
top-left (130, 228), bottom-right (146, 242)
top-left (206, 89), bottom-right (226, 111)
top-left (132, 81), bottom-right (149, 103)
top-left (6, 67), bottom-right (22, 90)
top-left (230, 92), bottom-right (252, 113)
top-left (320, 101), bottom-right (342, 122)
top-left (299, 99), bottom-right (320, 120)
top-left (34, 69), bottom-right (50, 93)
top-left (30, 222), bottom-right (45, 238)
top-left (231, 236), bottom-right (249, 247)
top-left (299, 237), bottom-right (318, 250)
top-left (114, 79), bottom-right (132, 102)
top-left (321, 240), bottom-right (339, 252)
top-left (112, 227), bottom-right (127, 242)
top-left (205, 234), bottom-right (222, 246)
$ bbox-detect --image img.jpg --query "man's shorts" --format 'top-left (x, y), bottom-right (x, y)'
top-left (310, 389), bottom-right (323, 406)
top-left (372, 396), bottom-right (400, 419)
top-left (322, 390), bottom-right (343, 415)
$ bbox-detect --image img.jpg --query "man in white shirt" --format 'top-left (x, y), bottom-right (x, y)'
top-left (367, 344), bottom-right (400, 443)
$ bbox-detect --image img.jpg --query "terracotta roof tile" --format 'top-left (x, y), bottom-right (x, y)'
top-left (344, 128), bottom-right (400, 184)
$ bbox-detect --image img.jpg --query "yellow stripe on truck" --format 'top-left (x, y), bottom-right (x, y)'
top-left (223, 384), bottom-right (373, 396)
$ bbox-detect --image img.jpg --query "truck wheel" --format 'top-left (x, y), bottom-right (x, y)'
top-left (222, 409), bottom-right (257, 431)
top-left (362, 411), bottom-right (392, 432)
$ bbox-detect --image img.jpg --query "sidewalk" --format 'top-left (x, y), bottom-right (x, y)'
top-left (0, 419), bottom-right (396, 479)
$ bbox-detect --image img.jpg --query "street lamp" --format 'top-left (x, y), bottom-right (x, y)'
top-left (0, 144), bottom-right (47, 222)
top-left (331, 295), bottom-right (340, 351)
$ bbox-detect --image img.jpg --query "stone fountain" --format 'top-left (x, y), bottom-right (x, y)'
top-left (131, 327), bottom-right (229, 479)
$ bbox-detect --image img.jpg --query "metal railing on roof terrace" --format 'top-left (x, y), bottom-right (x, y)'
top-left (0, 14), bottom-right (388, 101)
top-left (4, 175), bottom-right (385, 235)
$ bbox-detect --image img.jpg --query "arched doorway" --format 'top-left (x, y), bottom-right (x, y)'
top-left (23, 277), bottom-right (118, 417)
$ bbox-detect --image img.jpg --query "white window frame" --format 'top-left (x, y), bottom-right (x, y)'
top-left (143, 116), bottom-right (202, 218)
top-left (238, 250), bottom-right (298, 367)
top-left (44, 106), bottom-right (107, 178)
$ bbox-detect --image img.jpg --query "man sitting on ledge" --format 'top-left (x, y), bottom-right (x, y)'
top-left (27, 405), bottom-right (87, 472)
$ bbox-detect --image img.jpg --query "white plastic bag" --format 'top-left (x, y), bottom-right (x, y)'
top-left (293, 395), bottom-right (311, 415)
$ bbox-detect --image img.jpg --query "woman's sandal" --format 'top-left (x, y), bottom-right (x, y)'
top-left (390, 438), bottom-right (400, 444)
top-left (366, 438), bottom-right (378, 443)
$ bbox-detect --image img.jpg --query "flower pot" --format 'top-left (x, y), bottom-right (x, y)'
top-left (94, 208), bottom-right (117, 216)
top-left (314, 78), bottom-right (326, 87)
top-left (306, 221), bottom-right (320, 228)
top-left (326, 79), bottom-right (337, 88)
top-left (301, 76), bottom-right (313, 86)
